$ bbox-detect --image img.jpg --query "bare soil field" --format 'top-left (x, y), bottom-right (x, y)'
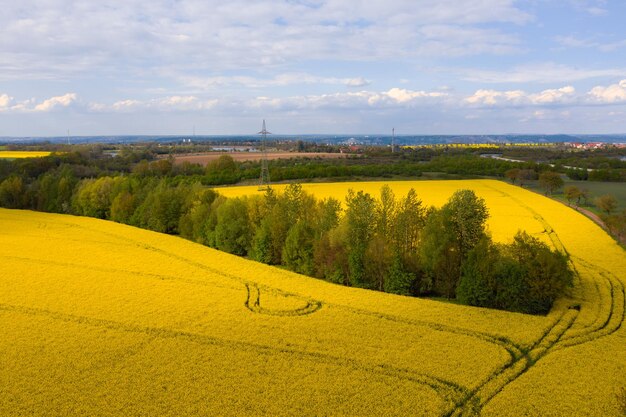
top-left (169, 152), bottom-right (348, 165)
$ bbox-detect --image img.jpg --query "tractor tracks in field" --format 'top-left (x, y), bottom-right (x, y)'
top-left (0, 301), bottom-right (467, 409)
top-left (446, 307), bottom-right (579, 416)
top-left (554, 257), bottom-right (625, 350)
top-left (6, 206), bottom-right (625, 415)
top-left (244, 283), bottom-right (322, 317)
top-left (452, 183), bottom-right (626, 416)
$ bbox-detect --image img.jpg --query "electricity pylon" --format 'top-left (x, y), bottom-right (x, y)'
top-left (258, 120), bottom-right (271, 191)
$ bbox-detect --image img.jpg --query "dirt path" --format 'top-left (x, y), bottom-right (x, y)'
top-left (572, 205), bottom-right (607, 231)
top-left (521, 183), bottom-right (625, 244)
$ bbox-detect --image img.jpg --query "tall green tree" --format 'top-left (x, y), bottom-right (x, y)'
top-left (214, 197), bottom-right (251, 256)
top-left (445, 189), bottom-right (489, 259)
top-left (282, 221), bottom-right (315, 275)
top-left (509, 231), bottom-right (573, 314)
top-left (0, 176), bottom-right (26, 209)
top-left (420, 190), bottom-right (488, 298)
top-left (345, 189), bottom-right (377, 286)
top-left (392, 188), bottom-right (426, 256)
top-left (376, 184), bottom-right (396, 239)
top-left (456, 238), bottom-right (500, 307)
top-left (72, 176), bottom-right (120, 218)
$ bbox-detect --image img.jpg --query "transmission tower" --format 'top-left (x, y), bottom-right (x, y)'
top-left (392, 127), bottom-right (395, 153)
top-left (258, 120), bottom-right (271, 191)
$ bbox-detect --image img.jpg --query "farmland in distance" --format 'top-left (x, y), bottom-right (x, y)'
top-left (169, 151), bottom-right (348, 165)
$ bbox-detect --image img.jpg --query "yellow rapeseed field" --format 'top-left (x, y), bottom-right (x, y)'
top-left (0, 151), bottom-right (53, 159)
top-left (1, 179), bottom-right (624, 416)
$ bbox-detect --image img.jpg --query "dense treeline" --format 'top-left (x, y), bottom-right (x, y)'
top-left (0, 153), bottom-right (574, 313)
top-left (3, 142), bottom-right (625, 190)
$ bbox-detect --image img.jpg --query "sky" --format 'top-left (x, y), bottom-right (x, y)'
top-left (1, 0), bottom-right (626, 136)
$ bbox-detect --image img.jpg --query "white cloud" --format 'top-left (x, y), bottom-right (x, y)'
top-left (465, 86), bottom-right (576, 106)
top-left (0, 94), bottom-right (13, 108)
top-left (110, 100), bottom-right (143, 111)
top-left (92, 96), bottom-right (218, 113)
top-left (555, 35), bottom-right (626, 52)
top-left (519, 109), bottom-right (572, 123)
top-left (0, 0), bottom-right (531, 80)
top-left (180, 73), bottom-right (371, 90)
top-left (465, 89), bottom-right (526, 105)
top-left (344, 77), bottom-right (370, 88)
top-left (416, 25), bottom-right (522, 56)
top-left (33, 93), bottom-right (77, 112)
top-left (459, 63), bottom-right (626, 84)
top-left (0, 93), bottom-right (77, 113)
top-left (383, 88), bottom-right (446, 103)
top-left (588, 79), bottom-right (626, 103)
top-left (585, 6), bottom-right (608, 15)
top-left (247, 87), bottom-right (447, 111)
top-left (531, 86), bottom-right (576, 104)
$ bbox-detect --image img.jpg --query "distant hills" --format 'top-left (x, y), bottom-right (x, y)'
top-left (1, 133), bottom-right (626, 145)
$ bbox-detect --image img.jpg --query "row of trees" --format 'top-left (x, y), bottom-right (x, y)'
top-left (0, 166), bottom-right (574, 314)
top-left (505, 168), bottom-right (566, 195)
top-left (503, 170), bottom-right (626, 243)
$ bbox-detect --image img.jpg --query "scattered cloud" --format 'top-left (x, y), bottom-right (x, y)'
top-left (91, 96), bottom-right (219, 113)
top-left (588, 79), bottom-right (626, 103)
top-left (554, 35), bottom-right (626, 52)
top-left (344, 77), bottom-right (371, 88)
top-left (0, 0), bottom-right (532, 80)
top-left (247, 87), bottom-right (448, 111)
top-left (465, 85), bottom-right (577, 107)
top-left (33, 93), bottom-right (77, 112)
top-left (5, 81), bottom-right (626, 117)
top-left (531, 86), bottom-right (576, 104)
top-left (519, 109), bottom-right (572, 123)
top-left (415, 25), bottom-right (522, 56)
top-left (565, 0), bottom-right (609, 15)
top-left (465, 89), bottom-right (525, 106)
top-left (0, 93), bottom-right (77, 113)
top-left (459, 63), bottom-right (626, 84)
top-left (0, 94), bottom-right (13, 109)
top-left (179, 73), bottom-right (371, 90)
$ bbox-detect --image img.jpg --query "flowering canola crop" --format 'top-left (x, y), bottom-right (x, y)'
top-left (0, 151), bottom-right (53, 158)
top-left (1, 179), bottom-right (624, 416)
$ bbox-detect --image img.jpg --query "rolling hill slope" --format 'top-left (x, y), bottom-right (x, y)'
top-left (1, 180), bottom-right (624, 416)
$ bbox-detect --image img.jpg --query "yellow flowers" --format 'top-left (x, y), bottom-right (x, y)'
top-left (400, 143), bottom-right (557, 150)
top-left (0, 151), bottom-right (53, 158)
top-left (1, 179), bottom-right (625, 416)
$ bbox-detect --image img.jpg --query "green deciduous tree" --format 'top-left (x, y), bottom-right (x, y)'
top-left (282, 221), bottom-right (315, 275)
top-left (456, 238), bottom-right (501, 307)
top-left (72, 176), bottom-right (120, 218)
top-left (505, 168), bottom-right (520, 184)
top-left (0, 176), bottom-right (26, 208)
top-left (420, 190), bottom-right (488, 298)
top-left (508, 231), bottom-right (573, 314)
top-left (595, 194), bottom-right (618, 215)
top-left (563, 185), bottom-right (582, 206)
top-left (214, 197), bottom-right (251, 256)
top-left (518, 169), bottom-right (538, 187)
top-left (539, 171), bottom-right (564, 195)
top-left (345, 189), bottom-right (377, 286)
top-left (178, 188), bottom-right (219, 243)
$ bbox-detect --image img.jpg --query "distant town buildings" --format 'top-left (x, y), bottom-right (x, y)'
top-left (565, 142), bottom-right (626, 150)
